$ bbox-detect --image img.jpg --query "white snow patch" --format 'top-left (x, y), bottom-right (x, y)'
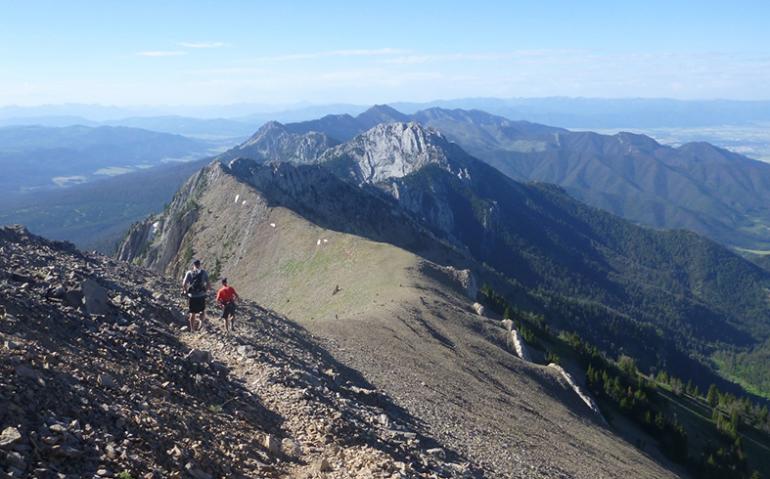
top-left (234, 194), bottom-right (240, 203)
top-left (323, 239), bottom-right (328, 243)
top-left (269, 223), bottom-right (276, 228)
top-left (242, 200), bottom-right (247, 206)
top-left (316, 239), bottom-right (321, 246)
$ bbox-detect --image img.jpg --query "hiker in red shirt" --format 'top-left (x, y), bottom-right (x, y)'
top-left (216, 278), bottom-right (240, 333)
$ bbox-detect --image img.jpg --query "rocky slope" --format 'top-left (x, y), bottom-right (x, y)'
top-left (1, 225), bottom-right (491, 478)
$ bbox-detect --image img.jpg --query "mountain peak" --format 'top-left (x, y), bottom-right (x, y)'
top-left (320, 121), bottom-right (468, 184)
top-left (250, 120), bottom-right (286, 137)
top-left (356, 104), bottom-right (410, 126)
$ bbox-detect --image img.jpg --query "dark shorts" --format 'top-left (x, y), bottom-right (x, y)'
top-left (189, 296), bottom-right (206, 314)
top-left (221, 302), bottom-right (236, 319)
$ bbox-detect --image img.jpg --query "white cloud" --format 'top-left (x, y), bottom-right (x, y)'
top-left (252, 48), bottom-right (405, 62)
top-left (137, 50), bottom-right (187, 57)
top-left (178, 41), bottom-right (226, 49)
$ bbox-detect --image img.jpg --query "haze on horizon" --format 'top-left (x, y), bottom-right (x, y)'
top-left (2, 0), bottom-right (770, 107)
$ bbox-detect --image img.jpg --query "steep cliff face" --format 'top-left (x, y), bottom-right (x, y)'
top-left (116, 167), bottom-right (212, 274)
top-left (320, 122), bottom-right (470, 185)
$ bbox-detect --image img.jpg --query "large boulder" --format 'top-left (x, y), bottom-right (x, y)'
top-left (81, 278), bottom-right (111, 316)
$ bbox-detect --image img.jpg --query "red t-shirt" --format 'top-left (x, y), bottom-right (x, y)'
top-left (216, 285), bottom-right (237, 304)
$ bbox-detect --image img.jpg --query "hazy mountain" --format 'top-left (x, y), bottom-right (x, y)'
top-left (0, 125), bottom-right (213, 197)
top-left (393, 97), bottom-right (770, 129)
top-left (100, 115), bottom-right (256, 139)
top-left (242, 105), bottom-right (770, 249)
top-left (7, 98), bottom-right (770, 129)
top-left (408, 108), bottom-right (770, 250)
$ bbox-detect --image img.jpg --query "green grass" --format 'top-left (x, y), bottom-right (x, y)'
top-left (712, 355), bottom-right (770, 400)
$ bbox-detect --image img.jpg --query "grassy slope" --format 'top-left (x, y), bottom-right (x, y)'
top-left (154, 172), bottom-right (680, 478)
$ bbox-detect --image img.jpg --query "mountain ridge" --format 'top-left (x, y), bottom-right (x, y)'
top-left (228, 104), bottom-right (770, 250)
top-left (123, 121), bottom-right (770, 400)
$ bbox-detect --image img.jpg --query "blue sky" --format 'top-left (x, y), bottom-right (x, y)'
top-left (2, 0), bottom-right (770, 106)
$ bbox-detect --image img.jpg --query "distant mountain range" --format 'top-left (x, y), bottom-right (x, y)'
top-left (4, 98), bottom-right (770, 137)
top-left (232, 105), bottom-right (770, 250)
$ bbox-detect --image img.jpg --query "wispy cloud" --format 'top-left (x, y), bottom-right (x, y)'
top-left (178, 41), bottom-right (226, 49)
top-left (252, 48), bottom-right (406, 62)
top-left (137, 50), bottom-right (187, 57)
top-left (380, 50), bottom-right (582, 65)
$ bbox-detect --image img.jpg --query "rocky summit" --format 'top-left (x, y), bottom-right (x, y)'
top-left (0, 225), bottom-right (481, 478)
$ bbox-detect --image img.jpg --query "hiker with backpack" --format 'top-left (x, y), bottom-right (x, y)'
top-left (216, 278), bottom-right (240, 333)
top-left (182, 259), bottom-right (210, 332)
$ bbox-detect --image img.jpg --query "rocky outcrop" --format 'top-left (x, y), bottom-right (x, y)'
top-left (320, 122), bottom-right (469, 185)
top-left (501, 319), bottom-right (532, 362)
top-left (419, 263), bottom-right (478, 299)
top-left (218, 121), bottom-right (337, 164)
top-left (548, 364), bottom-right (606, 423)
top-left (116, 166), bottom-right (215, 273)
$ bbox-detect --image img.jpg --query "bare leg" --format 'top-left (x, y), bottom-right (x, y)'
top-left (188, 313), bottom-right (195, 331)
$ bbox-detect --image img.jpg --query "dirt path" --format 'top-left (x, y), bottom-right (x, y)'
top-left (179, 301), bottom-right (478, 478)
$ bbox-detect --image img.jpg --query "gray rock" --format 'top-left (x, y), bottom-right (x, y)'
top-left (184, 462), bottom-right (212, 479)
top-left (377, 413), bottom-right (390, 427)
top-left (426, 447), bottom-right (446, 460)
top-left (81, 278), bottom-right (111, 315)
top-left (98, 373), bottom-right (117, 389)
top-left (185, 348), bottom-right (211, 364)
top-left (313, 457), bottom-right (333, 473)
top-left (63, 289), bottom-right (84, 308)
top-left (6, 450), bottom-right (26, 469)
top-left (263, 434), bottom-right (281, 455)
top-left (0, 427), bottom-right (22, 448)
top-left (14, 365), bottom-right (41, 382)
top-left (236, 345), bottom-right (256, 357)
top-left (104, 443), bottom-right (118, 460)
top-left (281, 438), bottom-right (302, 458)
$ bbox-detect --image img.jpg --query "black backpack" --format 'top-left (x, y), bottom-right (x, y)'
top-left (187, 270), bottom-right (206, 295)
